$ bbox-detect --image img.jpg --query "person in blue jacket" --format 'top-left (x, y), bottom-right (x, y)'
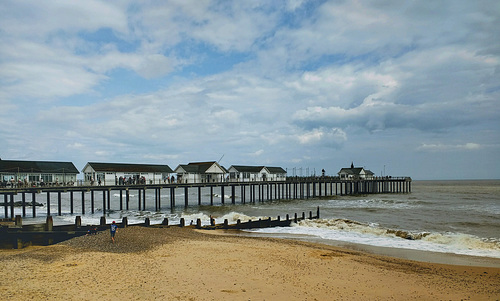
top-left (110, 221), bottom-right (118, 243)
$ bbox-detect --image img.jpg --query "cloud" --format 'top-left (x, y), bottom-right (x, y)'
top-left (0, 1), bottom-right (499, 179)
top-left (417, 143), bottom-right (482, 152)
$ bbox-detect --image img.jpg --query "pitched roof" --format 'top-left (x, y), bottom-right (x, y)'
top-left (176, 161), bottom-right (227, 173)
top-left (0, 160), bottom-right (79, 174)
top-left (338, 167), bottom-right (364, 175)
top-left (86, 162), bottom-right (173, 173)
top-left (229, 165), bottom-right (265, 173)
top-left (229, 165), bottom-right (287, 174)
top-left (266, 166), bottom-right (287, 174)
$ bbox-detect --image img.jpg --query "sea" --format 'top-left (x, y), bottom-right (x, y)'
top-left (6, 180), bottom-right (500, 266)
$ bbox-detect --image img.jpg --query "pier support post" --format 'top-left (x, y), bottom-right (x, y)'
top-left (22, 192), bottom-right (26, 217)
top-left (58, 191), bottom-right (62, 216)
top-left (185, 186), bottom-right (189, 208)
top-left (32, 192), bottom-right (36, 217)
top-left (10, 194), bottom-right (14, 220)
top-left (81, 191), bottom-right (85, 215)
top-left (70, 191), bottom-right (74, 215)
top-left (46, 192), bottom-right (51, 217)
top-left (198, 187), bottom-right (201, 205)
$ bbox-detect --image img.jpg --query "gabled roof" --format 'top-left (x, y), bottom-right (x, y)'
top-left (229, 165), bottom-right (265, 173)
top-left (229, 165), bottom-right (287, 174)
top-left (175, 161), bottom-right (227, 173)
top-left (266, 166), bottom-right (287, 174)
top-left (338, 167), bottom-right (364, 175)
top-left (0, 160), bottom-right (79, 174)
top-left (85, 162), bottom-right (173, 173)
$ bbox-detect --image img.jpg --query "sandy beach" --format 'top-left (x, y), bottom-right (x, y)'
top-left (0, 226), bottom-right (499, 300)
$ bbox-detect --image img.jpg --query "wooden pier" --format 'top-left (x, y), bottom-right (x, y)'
top-left (1, 177), bottom-right (411, 220)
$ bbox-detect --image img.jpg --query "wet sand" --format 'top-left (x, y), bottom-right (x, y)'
top-left (0, 226), bottom-right (499, 300)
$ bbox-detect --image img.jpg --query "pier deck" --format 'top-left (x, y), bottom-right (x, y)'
top-left (1, 177), bottom-right (411, 220)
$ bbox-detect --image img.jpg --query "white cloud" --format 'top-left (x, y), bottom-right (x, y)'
top-left (417, 143), bottom-right (482, 152)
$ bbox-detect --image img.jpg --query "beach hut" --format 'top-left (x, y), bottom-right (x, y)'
top-left (174, 161), bottom-right (227, 183)
top-left (82, 162), bottom-right (174, 186)
top-left (337, 162), bottom-right (374, 180)
top-left (0, 159), bottom-right (79, 187)
top-left (228, 165), bottom-right (287, 182)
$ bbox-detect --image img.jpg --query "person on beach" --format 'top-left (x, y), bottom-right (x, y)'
top-left (110, 221), bottom-right (118, 243)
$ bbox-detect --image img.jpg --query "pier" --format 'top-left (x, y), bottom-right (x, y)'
top-left (1, 177), bottom-right (411, 220)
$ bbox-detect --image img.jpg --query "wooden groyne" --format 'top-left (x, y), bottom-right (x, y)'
top-left (1, 177), bottom-right (411, 219)
top-left (0, 207), bottom-right (320, 249)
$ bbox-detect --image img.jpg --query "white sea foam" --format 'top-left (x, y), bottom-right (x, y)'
top-left (246, 218), bottom-right (500, 258)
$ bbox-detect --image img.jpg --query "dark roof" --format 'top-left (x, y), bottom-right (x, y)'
top-left (230, 165), bottom-right (287, 174)
top-left (86, 162), bottom-right (173, 173)
top-left (0, 160), bottom-right (79, 174)
top-left (338, 167), bottom-right (364, 175)
top-left (177, 161), bottom-right (227, 173)
top-left (230, 165), bottom-right (265, 173)
top-left (266, 166), bottom-right (287, 174)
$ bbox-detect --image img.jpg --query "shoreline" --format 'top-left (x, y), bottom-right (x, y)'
top-left (1, 226), bottom-right (499, 300)
top-left (223, 230), bottom-right (500, 268)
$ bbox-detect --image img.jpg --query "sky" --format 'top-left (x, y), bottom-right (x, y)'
top-left (0, 0), bottom-right (499, 180)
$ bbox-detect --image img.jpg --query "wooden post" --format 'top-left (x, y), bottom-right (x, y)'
top-left (58, 191), bottom-right (62, 216)
top-left (162, 218), bottom-right (168, 226)
top-left (32, 191), bottom-right (37, 217)
top-left (15, 215), bottom-right (22, 227)
top-left (142, 188), bottom-right (146, 210)
top-left (46, 192), bottom-right (51, 217)
top-left (198, 186), bottom-right (201, 205)
top-left (10, 194), bottom-right (14, 219)
top-left (120, 190), bottom-right (123, 210)
top-left (108, 189), bottom-right (111, 211)
top-left (122, 217), bottom-right (128, 227)
top-left (170, 187), bottom-right (175, 208)
top-left (145, 217), bottom-right (150, 226)
top-left (70, 191), bottom-right (74, 215)
top-left (126, 189), bottom-right (130, 210)
top-left (45, 216), bottom-right (53, 231)
top-left (221, 185), bottom-right (225, 204)
top-left (100, 216), bottom-right (106, 226)
top-left (185, 186), bottom-right (189, 208)
top-left (138, 189), bottom-right (141, 211)
top-left (4, 194), bottom-right (8, 219)
top-left (196, 218), bottom-right (202, 228)
top-left (81, 191), bottom-right (85, 215)
top-left (75, 216), bottom-right (81, 228)
top-left (180, 218), bottom-right (185, 227)
top-left (22, 192), bottom-right (26, 217)
top-left (91, 190), bottom-right (95, 214)
top-left (231, 185), bottom-right (235, 204)
top-left (210, 186), bottom-right (214, 205)
top-left (158, 188), bottom-right (162, 210)
top-left (102, 190), bottom-right (106, 215)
